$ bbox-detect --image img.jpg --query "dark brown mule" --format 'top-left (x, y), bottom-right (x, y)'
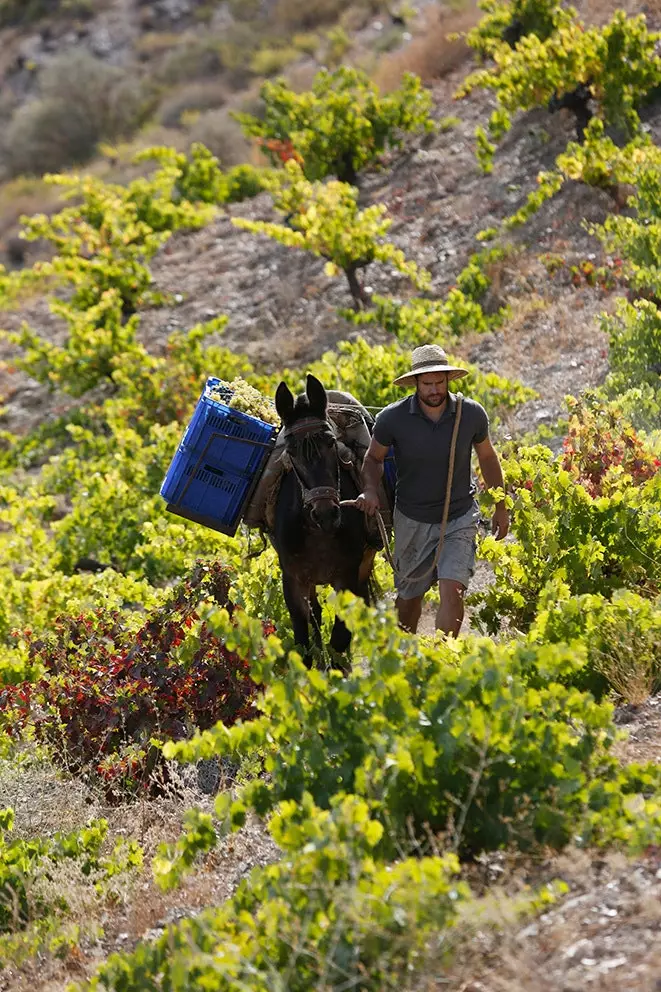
top-left (271, 374), bottom-right (377, 663)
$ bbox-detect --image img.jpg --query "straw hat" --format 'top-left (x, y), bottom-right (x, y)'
top-left (392, 344), bottom-right (469, 387)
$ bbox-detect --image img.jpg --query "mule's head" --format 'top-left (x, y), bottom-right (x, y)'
top-left (275, 373), bottom-right (341, 532)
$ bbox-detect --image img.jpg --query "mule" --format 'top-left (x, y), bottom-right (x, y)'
top-left (270, 373), bottom-right (378, 663)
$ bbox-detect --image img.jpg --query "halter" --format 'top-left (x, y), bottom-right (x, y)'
top-left (283, 416), bottom-right (341, 514)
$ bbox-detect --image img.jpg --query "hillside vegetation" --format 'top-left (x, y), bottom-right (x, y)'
top-left (0, 0), bottom-right (660, 989)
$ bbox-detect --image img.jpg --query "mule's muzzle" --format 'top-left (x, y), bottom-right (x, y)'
top-left (304, 486), bottom-right (342, 532)
top-left (310, 503), bottom-right (342, 532)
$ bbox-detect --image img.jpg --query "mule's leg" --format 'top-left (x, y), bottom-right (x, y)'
top-left (282, 572), bottom-right (311, 662)
top-left (329, 615), bottom-right (352, 654)
top-left (329, 568), bottom-right (374, 655)
top-left (309, 590), bottom-right (323, 650)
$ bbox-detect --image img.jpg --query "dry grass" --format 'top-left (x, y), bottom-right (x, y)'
top-left (0, 176), bottom-right (61, 261)
top-left (2, 50), bottom-right (150, 179)
top-left (152, 35), bottom-right (224, 85)
top-left (188, 108), bottom-right (252, 166)
top-left (374, 3), bottom-right (480, 90)
top-left (273, 0), bottom-right (360, 30)
top-left (0, 750), bottom-right (278, 990)
top-left (419, 847), bottom-right (661, 992)
top-left (158, 80), bottom-right (229, 129)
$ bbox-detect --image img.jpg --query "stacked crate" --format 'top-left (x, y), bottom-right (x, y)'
top-left (160, 377), bottom-right (278, 536)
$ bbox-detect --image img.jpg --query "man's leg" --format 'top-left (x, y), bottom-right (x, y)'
top-left (436, 579), bottom-right (466, 637)
top-left (396, 594), bottom-right (424, 634)
top-left (392, 509), bottom-right (434, 634)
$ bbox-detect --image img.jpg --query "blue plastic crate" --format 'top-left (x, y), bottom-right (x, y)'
top-left (160, 377), bottom-right (278, 536)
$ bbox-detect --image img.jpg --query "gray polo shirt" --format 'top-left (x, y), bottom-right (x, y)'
top-left (373, 393), bottom-right (489, 523)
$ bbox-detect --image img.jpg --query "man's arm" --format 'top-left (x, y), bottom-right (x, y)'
top-left (474, 437), bottom-right (509, 540)
top-left (356, 436), bottom-right (390, 516)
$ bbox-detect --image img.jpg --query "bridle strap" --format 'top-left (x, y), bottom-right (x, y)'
top-left (282, 417), bottom-right (342, 513)
top-left (284, 417), bottom-right (330, 438)
top-left (302, 485), bottom-right (340, 507)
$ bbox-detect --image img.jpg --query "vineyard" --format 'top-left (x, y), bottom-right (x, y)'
top-left (0, 0), bottom-right (660, 989)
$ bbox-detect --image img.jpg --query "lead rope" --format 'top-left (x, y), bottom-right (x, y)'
top-left (341, 393), bottom-right (464, 582)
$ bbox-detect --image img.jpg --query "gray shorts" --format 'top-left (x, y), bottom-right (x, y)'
top-left (393, 505), bottom-right (479, 600)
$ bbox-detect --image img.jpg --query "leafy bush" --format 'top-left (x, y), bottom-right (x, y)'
top-left (341, 246), bottom-right (510, 342)
top-left (5, 290), bottom-right (143, 396)
top-left (561, 395), bottom-right (661, 497)
top-left (89, 796), bottom-right (466, 992)
top-left (187, 109), bottom-right (253, 167)
top-left (4, 52), bottom-right (149, 177)
top-left (250, 44), bottom-right (300, 77)
top-left (530, 582), bottom-right (661, 703)
top-left (165, 600), bottom-right (661, 859)
top-left (596, 149), bottom-right (661, 301)
top-left (233, 161), bottom-right (431, 307)
top-left (1, 563), bottom-right (269, 794)
top-left (458, 10), bottom-right (661, 171)
top-left (599, 299), bottom-right (661, 428)
top-left (283, 336), bottom-right (535, 417)
top-left (273, 0), bottom-right (356, 30)
top-left (234, 66), bottom-right (433, 185)
top-left (0, 151), bottom-right (234, 395)
top-left (464, 0), bottom-right (575, 59)
top-left (134, 143), bottom-right (274, 206)
top-left (0, 809), bottom-right (141, 937)
top-left (473, 438), bottom-right (661, 634)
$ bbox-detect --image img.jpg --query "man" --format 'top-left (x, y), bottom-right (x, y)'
top-left (357, 344), bottom-right (509, 636)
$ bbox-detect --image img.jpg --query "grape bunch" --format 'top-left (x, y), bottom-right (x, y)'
top-left (207, 377), bottom-right (280, 426)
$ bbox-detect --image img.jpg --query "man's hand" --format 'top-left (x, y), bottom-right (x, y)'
top-left (355, 488), bottom-right (380, 516)
top-left (491, 505), bottom-right (510, 540)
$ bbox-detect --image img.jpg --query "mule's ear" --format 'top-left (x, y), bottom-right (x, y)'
top-left (306, 373), bottom-right (327, 419)
top-left (275, 381), bottom-right (295, 424)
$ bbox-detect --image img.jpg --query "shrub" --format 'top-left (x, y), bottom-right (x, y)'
top-left (134, 142), bottom-right (272, 207)
top-left (561, 395), bottom-right (661, 497)
top-left (234, 66), bottom-right (433, 185)
top-left (232, 161), bottom-right (431, 308)
top-left (166, 600), bottom-right (661, 859)
top-left (5, 290), bottom-right (143, 396)
top-left (595, 149), bottom-right (661, 301)
top-left (154, 36), bottom-right (224, 85)
top-left (187, 108), bottom-right (252, 165)
top-left (1, 562), bottom-right (269, 795)
top-left (250, 44), bottom-right (300, 77)
top-left (341, 246), bottom-right (510, 343)
top-left (531, 582), bottom-right (661, 703)
top-left (282, 336), bottom-right (535, 417)
top-left (600, 299), bottom-right (661, 425)
top-left (4, 52), bottom-right (150, 177)
top-left (458, 9), bottom-right (661, 171)
top-left (375, 6), bottom-right (478, 90)
top-left (89, 797), bottom-right (466, 992)
top-left (0, 151), bottom-right (229, 395)
top-left (465, 0), bottom-right (575, 60)
top-left (0, 810), bottom-right (140, 937)
top-left (472, 439), bottom-right (661, 634)
top-left (158, 81), bottom-right (228, 129)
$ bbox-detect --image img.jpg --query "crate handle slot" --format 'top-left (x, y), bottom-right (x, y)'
top-left (204, 464), bottom-right (225, 478)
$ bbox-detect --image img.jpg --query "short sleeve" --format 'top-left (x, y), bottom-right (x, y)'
top-left (373, 407), bottom-right (395, 447)
top-left (472, 403), bottom-right (489, 444)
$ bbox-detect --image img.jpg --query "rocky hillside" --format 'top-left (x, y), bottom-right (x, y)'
top-left (2, 47), bottom-right (656, 439)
